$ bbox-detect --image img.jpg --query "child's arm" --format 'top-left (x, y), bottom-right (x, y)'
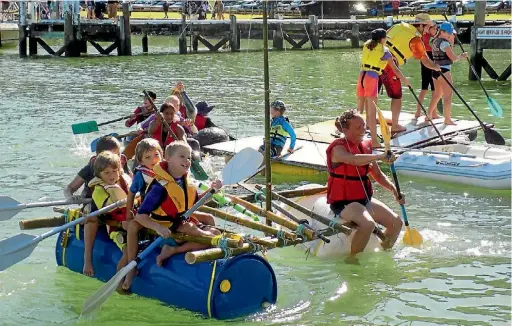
top-left (64, 175), bottom-right (85, 199)
top-left (148, 119), bottom-right (159, 137)
top-left (282, 120), bottom-right (296, 151)
top-left (444, 44), bottom-right (467, 62)
top-left (125, 190), bottom-right (136, 221)
top-left (135, 213), bottom-right (171, 238)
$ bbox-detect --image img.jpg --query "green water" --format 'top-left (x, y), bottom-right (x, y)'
top-left (0, 38), bottom-right (510, 325)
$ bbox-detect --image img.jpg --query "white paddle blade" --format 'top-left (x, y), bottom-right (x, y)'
top-left (80, 260), bottom-right (137, 317)
top-left (0, 196), bottom-right (22, 221)
top-left (0, 234), bottom-right (37, 271)
top-left (222, 148), bottom-right (264, 185)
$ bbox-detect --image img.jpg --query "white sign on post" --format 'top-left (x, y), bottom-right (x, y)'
top-left (476, 27), bottom-right (512, 40)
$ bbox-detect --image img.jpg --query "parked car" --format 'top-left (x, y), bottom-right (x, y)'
top-left (463, 0), bottom-right (508, 10)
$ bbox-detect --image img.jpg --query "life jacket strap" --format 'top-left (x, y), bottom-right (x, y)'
top-left (362, 64), bottom-right (383, 73)
top-left (386, 40), bottom-right (406, 63)
top-left (329, 172), bottom-right (369, 181)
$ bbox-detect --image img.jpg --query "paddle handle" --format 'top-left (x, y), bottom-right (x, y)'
top-left (389, 163), bottom-right (410, 227)
top-left (97, 115), bottom-right (133, 127)
top-left (37, 198), bottom-right (127, 242)
top-left (135, 189), bottom-right (215, 262)
top-left (407, 86), bottom-right (446, 144)
top-left (22, 198), bottom-right (92, 210)
top-left (144, 90), bottom-right (180, 141)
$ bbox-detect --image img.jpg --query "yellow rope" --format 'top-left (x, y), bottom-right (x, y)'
top-left (206, 260), bottom-right (217, 318)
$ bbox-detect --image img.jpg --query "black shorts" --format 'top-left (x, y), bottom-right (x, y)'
top-left (258, 144), bottom-right (283, 158)
top-left (432, 67), bottom-right (451, 80)
top-left (421, 52), bottom-right (435, 91)
top-left (330, 198), bottom-right (370, 215)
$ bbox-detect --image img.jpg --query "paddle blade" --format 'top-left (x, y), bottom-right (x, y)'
top-left (81, 260), bottom-right (137, 317)
top-left (72, 121), bottom-right (99, 135)
top-left (0, 234), bottom-right (37, 271)
top-left (0, 196), bottom-right (22, 221)
top-left (191, 159), bottom-right (209, 181)
top-left (487, 97), bottom-right (503, 118)
top-left (222, 148), bottom-right (264, 185)
top-left (376, 106), bottom-right (391, 148)
top-left (484, 128), bottom-right (506, 146)
top-left (403, 227), bottom-right (423, 248)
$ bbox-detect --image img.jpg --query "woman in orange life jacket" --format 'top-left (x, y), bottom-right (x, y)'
top-left (327, 110), bottom-right (404, 260)
top-left (148, 101), bottom-right (187, 150)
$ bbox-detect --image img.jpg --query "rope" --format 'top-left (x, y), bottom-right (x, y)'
top-left (295, 223), bottom-right (306, 241)
top-left (328, 214), bottom-right (340, 232)
top-left (254, 191), bottom-right (265, 202)
top-left (276, 230), bottom-right (287, 247)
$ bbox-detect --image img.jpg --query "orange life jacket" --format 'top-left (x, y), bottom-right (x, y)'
top-left (326, 138), bottom-right (373, 204)
top-left (151, 121), bottom-right (180, 149)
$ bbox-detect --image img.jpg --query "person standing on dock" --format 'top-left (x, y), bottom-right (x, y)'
top-left (107, 0), bottom-right (119, 24)
top-left (163, 1), bottom-right (169, 19)
top-left (327, 110), bottom-right (404, 260)
top-left (380, 13), bottom-right (440, 134)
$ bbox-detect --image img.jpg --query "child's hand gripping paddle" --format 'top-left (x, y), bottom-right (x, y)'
top-left (80, 147), bottom-right (263, 317)
top-left (376, 106), bottom-right (423, 248)
top-left (0, 198), bottom-right (126, 271)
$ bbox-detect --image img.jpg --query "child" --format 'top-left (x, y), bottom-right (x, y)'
top-left (64, 135), bottom-right (131, 277)
top-left (259, 100), bottom-right (296, 158)
top-left (125, 91), bottom-right (156, 128)
top-left (194, 101), bottom-right (216, 131)
top-left (148, 102), bottom-right (187, 149)
top-left (415, 24), bottom-right (439, 119)
top-left (122, 141), bottom-right (219, 290)
top-left (356, 28), bottom-right (410, 148)
top-left (88, 151), bottom-right (132, 275)
top-left (427, 22), bottom-right (467, 125)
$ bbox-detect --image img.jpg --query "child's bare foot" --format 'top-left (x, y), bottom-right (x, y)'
top-left (432, 114), bottom-right (441, 119)
top-left (83, 261), bottom-right (94, 277)
top-left (156, 245), bottom-right (178, 266)
top-left (444, 119), bottom-right (456, 125)
top-left (391, 124), bottom-right (407, 134)
top-left (122, 268), bottom-right (137, 290)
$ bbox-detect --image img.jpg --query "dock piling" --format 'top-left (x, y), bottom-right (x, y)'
top-left (179, 14), bottom-right (187, 54)
top-left (142, 28), bottom-right (148, 54)
top-left (308, 15), bottom-right (319, 49)
top-left (351, 23), bottom-right (359, 48)
top-left (230, 15), bottom-right (239, 52)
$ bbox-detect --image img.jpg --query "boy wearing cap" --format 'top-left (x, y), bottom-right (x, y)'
top-left (125, 91), bottom-right (157, 128)
top-left (259, 100), bottom-right (296, 158)
top-left (194, 101), bottom-right (216, 131)
top-left (357, 28), bottom-right (410, 147)
top-left (427, 22), bottom-right (468, 125)
top-left (380, 13), bottom-right (441, 133)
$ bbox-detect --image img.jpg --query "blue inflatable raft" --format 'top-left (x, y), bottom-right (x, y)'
top-left (55, 226), bottom-right (277, 319)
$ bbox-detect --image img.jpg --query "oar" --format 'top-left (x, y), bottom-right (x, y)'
top-left (0, 198), bottom-right (125, 271)
top-left (437, 73), bottom-right (505, 145)
top-left (376, 106), bottom-right (423, 247)
top-left (442, 14), bottom-right (503, 118)
top-left (72, 115), bottom-right (135, 135)
top-left (243, 145), bottom-right (303, 183)
top-left (144, 90), bottom-right (180, 142)
top-left (80, 147), bottom-right (263, 317)
top-left (0, 196), bottom-right (91, 222)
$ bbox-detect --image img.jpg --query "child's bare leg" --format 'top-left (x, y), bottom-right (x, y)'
top-left (191, 212), bottom-right (216, 226)
top-left (122, 220), bottom-right (143, 290)
top-left (117, 247), bottom-right (128, 271)
top-left (427, 80), bottom-right (443, 120)
top-left (365, 97), bottom-right (381, 148)
top-left (156, 242), bottom-right (209, 266)
top-left (83, 216), bottom-right (99, 277)
top-left (441, 72), bottom-right (456, 125)
top-left (356, 96), bottom-right (365, 114)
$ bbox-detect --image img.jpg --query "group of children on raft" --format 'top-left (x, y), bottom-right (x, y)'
top-left (64, 86), bottom-right (297, 291)
top-left (357, 21), bottom-right (467, 147)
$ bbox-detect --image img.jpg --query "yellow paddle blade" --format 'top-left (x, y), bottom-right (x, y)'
top-left (403, 226), bottom-right (423, 247)
top-left (375, 104), bottom-right (391, 151)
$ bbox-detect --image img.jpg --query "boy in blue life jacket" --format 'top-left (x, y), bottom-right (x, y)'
top-left (259, 100), bottom-right (296, 158)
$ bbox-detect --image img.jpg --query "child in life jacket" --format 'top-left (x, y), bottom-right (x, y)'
top-left (125, 91), bottom-right (157, 128)
top-left (148, 102), bottom-right (187, 150)
top-left (64, 136), bottom-right (131, 277)
top-left (194, 101), bottom-right (216, 131)
top-left (121, 141), bottom-right (219, 290)
top-left (88, 151), bottom-right (132, 274)
top-left (427, 22), bottom-right (467, 125)
top-left (356, 28), bottom-right (410, 148)
top-left (258, 100), bottom-right (296, 158)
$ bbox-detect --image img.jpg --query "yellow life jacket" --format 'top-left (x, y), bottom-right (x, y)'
top-left (89, 173), bottom-right (131, 210)
top-left (386, 22), bottom-right (421, 66)
top-left (361, 42), bottom-right (388, 75)
top-left (151, 162), bottom-right (197, 224)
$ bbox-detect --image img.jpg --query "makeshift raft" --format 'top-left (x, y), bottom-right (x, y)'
top-left (204, 111), bottom-right (489, 182)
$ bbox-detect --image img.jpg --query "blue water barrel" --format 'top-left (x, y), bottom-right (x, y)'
top-left (55, 226), bottom-right (277, 319)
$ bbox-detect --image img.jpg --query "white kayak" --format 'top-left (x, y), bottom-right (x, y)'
top-left (393, 143), bottom-right (512, 190)
top-left (279, 184), bottom-right (383, 258)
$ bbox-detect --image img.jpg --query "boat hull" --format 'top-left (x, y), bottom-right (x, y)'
top-left (55, 226), bottom-right (277, 319)
top-left (281, 184), bottom-right (382, 257)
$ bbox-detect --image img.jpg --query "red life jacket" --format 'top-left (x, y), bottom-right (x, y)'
top-left (326, 138), bottom-right (373, 204)
top-left (422, 32), bottom-right (432, 52)
top-left (179, 105), bottom-right (186, 118)
top-left (151, 121), bottom-right (180, 149)
top-left (195, 115), bottom-right (207, 130)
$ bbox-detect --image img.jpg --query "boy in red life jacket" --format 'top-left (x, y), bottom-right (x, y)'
top-left (148, 102), bottom-right (187, 150)
top-left (121, 141), bottom-right (220, 290)
top-left (125, 91), bottom-right (157, 128)
top-left (194, 101), bottom-right (216, 131)
top-left (88, 151), bottom-right (133, 277)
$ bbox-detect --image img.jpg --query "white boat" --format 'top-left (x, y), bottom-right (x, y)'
top-left (393, 143), bottom-right (512, 190)
top-left (279, 184), bottom-right (382, 258)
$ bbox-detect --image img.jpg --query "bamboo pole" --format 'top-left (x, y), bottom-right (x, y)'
top-left (199, 206), bottom-right (297, 240)
top-left (185, 237), bottom-right (304, 264)
top-left (262, 0), bottom-right (272, 228)
top-left (172, 233), bottom-right (243, 248)
top-left (226, 194), bottom-right (316, 241)
top-left (235, 186), bottom-right (327, 202)
top-left (19, 216), bottom-right (66, 230)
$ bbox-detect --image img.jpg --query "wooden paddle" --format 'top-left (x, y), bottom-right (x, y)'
top-left (80, 147), bottom-right (264, 317)
top-left (376, 106), bottom-right (423, 247)
top-left (437, 73), bottom-right (505, 145)
top-left (442, 14), bottom-right (503, 118)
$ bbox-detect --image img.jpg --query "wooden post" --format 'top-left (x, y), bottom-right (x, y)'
top-left (0, 28), bottom-right (2, 48)
top-left (273, 30), bottom-right (284, 50)
top-left (28, 35), bottom-right (37, 56)
top-left (118, 2), bottom-right (131, 56)
top-left (142, 28), bottom-right (148, 54)
top-left (229, 14), bottom-right (239, 52)
top-left (19, 0), bottom-right (27, 57)
top-left (192, 33), bottom-right (199, 52)
top-left (351, 23), bottom-right (360, 48)
top-left (64, 11), bottom-right (75, 57)
top-left (179, 14), bottom-right (187, 54)
top-left (469, 1), bottom-right (486, 81)
top-left (308, 15), bottom-right (319, 49)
